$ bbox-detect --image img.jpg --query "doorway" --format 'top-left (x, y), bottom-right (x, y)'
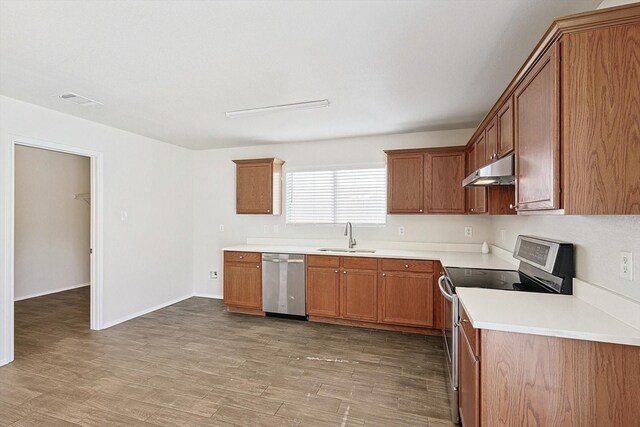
top-left (1, 137), bottom-right (104, 365)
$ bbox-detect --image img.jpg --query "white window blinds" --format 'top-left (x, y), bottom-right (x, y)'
top-left (286, 168), bottom-right (387, 224)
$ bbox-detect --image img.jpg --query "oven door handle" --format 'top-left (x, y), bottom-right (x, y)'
top-left (438, 275), bottom-right (454, 302)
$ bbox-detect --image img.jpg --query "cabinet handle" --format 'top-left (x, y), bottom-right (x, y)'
top-left (335, 270), bottom-right (339, 273)
top-left (267, 209), bottom-right (270, 213)
top-left (419, 209), bottom-right (423, 213)
top-left (382, 273), bottom-right (386, 277)
top-left (343, 271), bottom-right (347, 274)
top-left (257, 265), bottom-right (260, 268)
top-left (239, 256), bottom-right (243, 259)
top-left (404, 264), bottom-right (409, 269)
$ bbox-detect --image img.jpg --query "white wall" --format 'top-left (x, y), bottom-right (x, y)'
top-left (193, 129), bottom-right (498, 297)
top-left (598, 0), bottom-right (636, 8)
top-left (492, 216), bottom-right (640, 303)
top-left (15, 146), bottom-right (90, 300)
top-left (0, 95), bottom-right (194, 363)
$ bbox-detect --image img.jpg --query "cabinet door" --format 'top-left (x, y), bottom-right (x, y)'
top-left (466, 146), bottom-right (476, 214)
top-left (459, 327), bottom-right (479, 427)
top-left (497, 97), bottom-right (514, 157)
top-left (341, 269), bottom-right (378, 322)
top-left (474, 137), bottom-right (488, 214)
top-left (236, 162), bottom-right (272, 214)
top-left (223, 262), bottom-right (262, 309)
top-left (425, 151), bottom-right (465, 214)
top-left (515, 43), bottom-right (560, 211)
top-left (387, 153), bottom-right (424, 214)
top-left (380, 271), bottom-right (433, 327)
top-left (485, 116), bottom-right (498, 163)
top-left (307, 267), bottom-right (341, 317)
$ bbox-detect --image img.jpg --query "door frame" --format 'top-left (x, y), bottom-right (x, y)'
top-left (1, 135), bottom-right (104, 365)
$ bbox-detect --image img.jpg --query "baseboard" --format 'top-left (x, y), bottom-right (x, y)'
top-left (102, 293), bottom-right (193, 329)
top-left (14, 283), bottom-right (90, 301)
top-left (193, 292), bottom-right (222, 299)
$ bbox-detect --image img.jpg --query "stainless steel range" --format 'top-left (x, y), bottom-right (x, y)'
top-left (437, 235), bottom-right (574, 424)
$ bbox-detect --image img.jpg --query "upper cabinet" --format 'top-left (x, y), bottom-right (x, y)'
top-left (387, 147), bottom-right (465, 215)
top-left (233, 158), bottom-right (284, 215)
top-left (387, 153), bottom-right (424, 213)
top-left (561, 23), bottom-right (640, 214)
top-left (497, 97), bottom-right (514, 157)
top-left (425, 149), bottom-right (466, 214)
top-left (484, 116), bottom-right (498, 164)
top-left (464, 3), bottom-right (640, 215)
top-left (514, 44), bottom-right (560, 211)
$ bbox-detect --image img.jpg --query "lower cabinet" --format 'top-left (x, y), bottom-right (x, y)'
top-left (225, 251), bottom-right (440, 334)
top-left (380, 271), bottom-right (433, 327)
top-left (223, 252), bottom-right (262, 310)
top-left (307, 266), bottom-right (341, 317)
top-left (342, 269), bottom-right (378, 322)
top-left (459, 323), bottom-right (479, 427)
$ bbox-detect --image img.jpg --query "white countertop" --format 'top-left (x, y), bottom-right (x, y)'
top-left (222, 244), bottom-right (516, 270)
top-left (457, 287), bottom-right (640, 347)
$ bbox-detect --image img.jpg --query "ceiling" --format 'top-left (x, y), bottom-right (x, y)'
top-left (0, 0), bottom-right (601, 150)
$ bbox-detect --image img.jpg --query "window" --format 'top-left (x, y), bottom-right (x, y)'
top-left (286, 167), bottom-right (387, 224)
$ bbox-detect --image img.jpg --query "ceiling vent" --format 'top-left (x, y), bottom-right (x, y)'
top-left (58, 92), bottom-right (103, 106)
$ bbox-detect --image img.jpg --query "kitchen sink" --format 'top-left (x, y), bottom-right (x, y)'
top-left (317, 248), bottom-right (376, 254)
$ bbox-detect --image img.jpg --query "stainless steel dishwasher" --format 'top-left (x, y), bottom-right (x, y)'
top-left (262, 253), bottom-right (306, 317)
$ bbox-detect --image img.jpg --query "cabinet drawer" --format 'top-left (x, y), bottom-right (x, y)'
top-left (224, 251), bottom-right (261, 263)
top-left (381, 259), bottom-right (434, 273)
top-left (460, 305), bottom-right (479, 357)
top-left (342, 256), bottom-right (378, 271)
top-left (307, 255), bottom-right (340, 268)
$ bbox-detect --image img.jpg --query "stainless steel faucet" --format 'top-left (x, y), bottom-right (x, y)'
top-left (344, 222), bottom-right (356, 249)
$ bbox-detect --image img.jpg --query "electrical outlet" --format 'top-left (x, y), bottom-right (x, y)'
top-left (219, 224), bottom-right (224, 232)
top-left (500, 229), bottom-right (507, 242)
top-left (273, 225), bottom-right (279, 233)
top-left (209, 271), bottom-right (218, 280)
top-left (464, 226), bottom-right (473, 238)
top-left (398, 226), bottom-right (405, 236)
top-left (620, 252), bottom-right (633, 281)
top-left (263, 225), bottom-right (269, 233)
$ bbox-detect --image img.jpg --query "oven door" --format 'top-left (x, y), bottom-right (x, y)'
top-left (438, 274), bottom-right (459, 423)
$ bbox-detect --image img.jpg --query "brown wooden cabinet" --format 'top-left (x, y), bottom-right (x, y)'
top-left (387, 146), bottom-right (467, 216)
top-left (515, 43), bottom-right (560, 212)
top-left (307, 255), bottom-right (341, 317)
top-left (341, 269), bottom-right (378, 322)
top-left (463, 4), bottom-right (640, 215)
top-left (497, 97), bottom-right (514, 157)
top-left (223, 252), bottom-right (262, 313)
top-left (561, 23), bottom-right (640, 214)
top-left (233, 158), bottom-right (284, 215)
top-left (380, 271), bottom-right (433, 328)
top-left (387, 153), bottom-right (424, 214)
top-left (484, 116), bottom-right (498, 164)
top-left (425, 150), bottom-right (466, 214)
top-left (306, 255), bottom-right (440, 334)
top-left (467, 137), bottom-right (487, 215)
top-left (459, 326), bottom-right (479, 427)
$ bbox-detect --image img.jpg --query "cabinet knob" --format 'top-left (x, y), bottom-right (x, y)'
top-left (335, 270), bottom-right (339, 273)
top-left (267, 209), bottom-right (270, 213)
top-left (343, 271), bottom-right (347, 274)
top-left (419, 209), bottom-right (423, 213)
top-left (239, 256), bottom-right (243, 259)
top-left (257, 265), bottom-right (260, 268)
top-left (382, 273), bottom-right (386, 277)
top-left (404, 264), bottom-right (409, 269)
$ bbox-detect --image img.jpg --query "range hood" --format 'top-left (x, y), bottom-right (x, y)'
top-left (463, 154), bottom-right (515, 187)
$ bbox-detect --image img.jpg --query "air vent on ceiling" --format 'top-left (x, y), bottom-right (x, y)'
top-left (58, 92), bottom-right (103, 106)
